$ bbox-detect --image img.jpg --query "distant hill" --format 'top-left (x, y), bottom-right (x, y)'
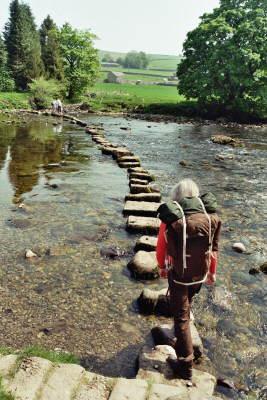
top-left (98, 50), bottom-right (182, 71)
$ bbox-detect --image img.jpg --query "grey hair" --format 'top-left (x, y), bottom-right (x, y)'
top-left (170, 178), bottom-right (199, 200)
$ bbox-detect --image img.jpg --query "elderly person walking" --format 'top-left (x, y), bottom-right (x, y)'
top-left (156, 178), bottom-right (222, 380)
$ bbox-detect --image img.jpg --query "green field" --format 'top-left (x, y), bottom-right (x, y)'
top-left (92, 82), bottom-right (183, 102)
top-left (0, 92), bottom-right (30, 110)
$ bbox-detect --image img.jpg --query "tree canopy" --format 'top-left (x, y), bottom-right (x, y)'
top-left (123, 51), bottom-right (150, 69)
top-left (177, 0), bottom-right (267, 120)
top-left (58, 23), bottom-right (101, 99)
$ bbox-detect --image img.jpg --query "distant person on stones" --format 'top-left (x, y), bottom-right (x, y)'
top-left (156, 178), bottom-right (222, 380)
top-left (51, 99), bottom-right (56, 112)
top-left (57, 98), bottom-right (62, 114)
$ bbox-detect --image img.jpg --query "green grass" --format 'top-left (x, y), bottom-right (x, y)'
top-left (0, 377), bottom-right (15, 400)
top-left (0, 93), bottom-right (31, 110)
top-left (15, 345), bottom-right (80, 365)
top-left (92, 82), bottom-right (183, 102)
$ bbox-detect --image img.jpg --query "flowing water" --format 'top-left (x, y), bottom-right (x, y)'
top-left (0, 111), bottom-right (266, 398)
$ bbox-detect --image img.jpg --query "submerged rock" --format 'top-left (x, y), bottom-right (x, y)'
top-left (100, 246), bottom-right (125, 258)
top-left (25, 249), bottom-right (37, 258)
top-left (259, 262), bottom-right (267, 274)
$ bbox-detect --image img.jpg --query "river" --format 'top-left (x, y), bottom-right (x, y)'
top-left (0, 111), bottom-right (266, 398)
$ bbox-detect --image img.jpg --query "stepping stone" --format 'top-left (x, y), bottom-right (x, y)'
top-left (129, 172), bottom-right (154, 182)
top-left (137, 288), bottom-right (170, 315)
top-left (92, 137), bottom-right (109, 144)
top-left (151, 322), bottom-right (203, 358)
top-left (76, 372), bottom-right (112, 400)
top-left (123, 201), bottom-right (159, 217)
top-left (130, 184), bottom-right (151, 194)
top-left (137, 345), bottom-right (216, 397)
top-left (129, 178), bottom-right (149, 186)
top-left (8, 357), bottom-right (52, 400)
top-left (128, 167), bottom-right (149, 174)
top-left (127, 250), bottom-right (159, 279)
top-left (118, 162), bottom-right (141, 168)
top-left (134, 235), bottom-right (158, 252)
top-left (117, 156), bottom-right (140, 163)
top-left (0, 354), bottom-right (18, 377)
top-left (41, 363), bottom-right (84, 400)
top-left (126, 216), bottom-right (160, 234)
top-left (86, 128), bottom-right (101, 134)
top-left (112, 148), bottom-right (134, 160)
top-left (76, 119), bottom-right (87, 127)
top-left (125, 193), bottom-right (162, 203)
top-left (109, 377), bottom-right (147, 400)
top-left (98, 143), bottom-right (118, 149)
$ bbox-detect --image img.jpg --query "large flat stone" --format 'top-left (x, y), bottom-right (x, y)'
top-left (126, 216), bottom-right (160, 234)
top-left (123, 201), bottom-right (159, 217)
top-left (129, 178), bottom-right (149, 186)
top-left (41, 363), bottom-right (84, 400)
top-left (149, 385), bottom-right (223, 400)
top-left (125, 193), bottom-right (162, 203)
top-left (109, 377), bottom-right (147, 400)
top-left (117, 156), bottom-right (140, 163)
top-left (137, 288), bottom-right (170, 315)
top-left (8, 357), bottom-right (52, 400)
top-left (128, 167), bottom-right (149, 173)
top-left (127, 251), bottom-right (159, 279)
top-left (118, 162), bottom-right (141, 168)
top-left (75, 371), bottom-right (112, 400)
top-left (129, 172), bottom-right (154, 182)
top-left (130, 184), bottom-right (152, 194)
top-left (134, 236), bottom-right (158, 252)
top-left (112, 148), bottom-right (134, 159)
top-left (137, 345), bottom-right (216, 398)
top-left (0, 354), bottom-right (18, 376)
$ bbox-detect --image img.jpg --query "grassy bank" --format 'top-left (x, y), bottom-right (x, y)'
top-left (0, 93), bottom-right (31, 110)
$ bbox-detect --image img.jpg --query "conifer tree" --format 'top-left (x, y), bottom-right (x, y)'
top-left (39, 16), bottom-right (65, 81)
top-left (4, 0), bottom-right (43, 89)
top-left (0, 35), bottom-right (6, 69)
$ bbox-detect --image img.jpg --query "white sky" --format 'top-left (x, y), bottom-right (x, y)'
top-left (0, 0), bottom-right (220, 56)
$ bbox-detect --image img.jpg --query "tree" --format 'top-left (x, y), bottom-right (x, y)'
top-left (177, 0), bottom-right (267, 120)
top-left (0, 35), bottom-right (7, 68)
top-left (58, 23), bottom-right (101, 100)
top-left (123, 51), bottom-right (150, 69)
top-left (29, 76), bottom-right (65, 108)
top-left (4, 0), bottom-right (43, 89)
top-left (39, 16), bottom-right (64, 81)
top-left (116, 57), bottom-right (124, 66)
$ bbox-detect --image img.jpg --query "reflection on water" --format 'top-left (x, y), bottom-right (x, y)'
top-left (0, 112), bottom-right (267, 396)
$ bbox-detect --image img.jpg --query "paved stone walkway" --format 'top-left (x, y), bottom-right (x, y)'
top-left (0, 352), bottom-right (222, 400)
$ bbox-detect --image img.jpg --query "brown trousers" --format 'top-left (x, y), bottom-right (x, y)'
top-left (168, 270), bottom-right (201, 363)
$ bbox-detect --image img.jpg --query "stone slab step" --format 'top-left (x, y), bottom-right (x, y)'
top-left (109, 377), bottom-right (148, 400)
top-left (8, 356), bottom-right (53, 400)
top-left (126, 215), bottom-right (160, 234)
top-left (137, 345), bottom-right (216, 398)
top-left (127, 250), bottom-right (159, 279)
top-left (85, 127), bottom-right (101, 134)
top-left (129, 172), bottom-right (154, 182)
top-left (125, 193), bottom-right (161, 203)
top-left (118, 162), bottom-right (141, 168)
top-left (128, 166), bottom-right (149, 173)
top-left (123, 201), bottom-right (159, 217)
top-left (102, 147), bottom-right (133, 159)
top-left (130, 184), bottom-right (151, 194)
top-left (129, 178), bottom-right (149, 186)
top-left (75, 372), bottom-right (112, 400)
top-left (134, 235), bottom-right (158, 252)
top-left (0, 354), bottom-right (18, 376)
top-left (117, 156), bottom-right (140, 163)
top-left (40, 363), bottom-right (85, 400)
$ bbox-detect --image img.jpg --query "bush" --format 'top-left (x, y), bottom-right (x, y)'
top-left (28, 77), bottom-right (65, 109)
top-left (0, 69), bottom-right (15, 92)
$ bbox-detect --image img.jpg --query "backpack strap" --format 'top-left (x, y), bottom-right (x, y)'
top-left (173, 201), bottom-right (187, 276)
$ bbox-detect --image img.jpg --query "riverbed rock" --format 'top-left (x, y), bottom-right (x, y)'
top-left (118, 162), bottom-right (141, 168)
top-left (137, 345), bottom-right (216, 397)
top-left (117, 156), bottom-right (140, 164)
top-left (126, 216), bottom-right (160, 234)
top-left (25, 249), bottom-right (37, 258)
top-left (151, 322), bottom-right (203, 358)
top-left (134, 236), bottom-right (158, 252)
top-left (125, 193), bottom-right (162, 203)
top-left (231, 242), bottom-right (247, 253)
top-left (180, 160), bottom-right (188, 166)
top-left (100, 246), bottom-right (125, 258)
top-left (127, 251), bottom-right (159, 279)
top-left (128, 167), bottom-right (149, 174)
top-left (137, 288), bottom-right (169, 315)
top-left (123, 201), bottom-right (159, 217)
top-left (130, 184), bottom-right (152, 194)
top-left (211, 135), bottom-right (245, 147)
top-left (259, 262), bottom-right (267, 274)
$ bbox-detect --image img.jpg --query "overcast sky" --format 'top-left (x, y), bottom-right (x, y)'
top-left (0, 0), bottom-right (220, 55)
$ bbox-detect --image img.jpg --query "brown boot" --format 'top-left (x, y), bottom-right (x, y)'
top-left (167, 355), bottom-right (193, 380)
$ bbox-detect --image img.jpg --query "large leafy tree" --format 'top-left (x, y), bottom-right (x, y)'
top-left (123, 51), bottom-right (150, 69)
top-left (39, 16), bottom-right (64, 81)
top-left (177, 0), bottom-right (267, 120)
top-left (4, 0), bottom-right (43, 89)
top-left (58, 23), bottom-right (101, 99)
